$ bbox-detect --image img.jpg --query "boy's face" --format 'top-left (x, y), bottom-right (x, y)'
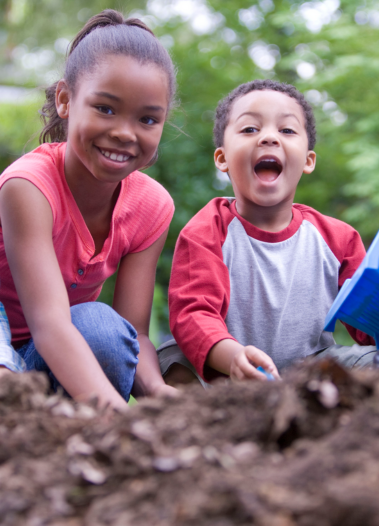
top-left (214, 90), bottom-right (316, 227)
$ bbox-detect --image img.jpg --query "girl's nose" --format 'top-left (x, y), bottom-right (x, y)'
top-left (109, 121), bottom-right (137, 143)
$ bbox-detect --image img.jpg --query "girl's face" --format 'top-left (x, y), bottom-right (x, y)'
top-left (56, 54), bottom-right (169, 186)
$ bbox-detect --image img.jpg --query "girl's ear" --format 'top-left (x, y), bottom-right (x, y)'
top-left (303, 150), bottom-right (316, 174)
top-left (214, 147), bottom-right (228, 173)
top-left (56, 80), bottom-right (71, 120)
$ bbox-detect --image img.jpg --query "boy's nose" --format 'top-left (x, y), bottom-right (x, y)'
top-left (258, 133), bottom-right (279, 146)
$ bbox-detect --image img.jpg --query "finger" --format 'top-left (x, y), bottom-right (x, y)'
top-left (230, 363), bottom-right (260, 382)
top-left (233, 353), bottom-right (268, 381)
top-left (244, 346), bottom-right (280, 379)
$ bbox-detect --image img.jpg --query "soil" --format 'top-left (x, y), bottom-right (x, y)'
top-left (1, 358), bottom-right (379, 526)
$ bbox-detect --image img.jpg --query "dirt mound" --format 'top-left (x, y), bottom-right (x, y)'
top-left (1, 359), bottom-right (379, 525)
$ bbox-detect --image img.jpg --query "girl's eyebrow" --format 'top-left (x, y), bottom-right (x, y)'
top-left (93, 91), bottom-right (165, 112)
top-left (144, 105), bottom-right (166, 112)
top-left (94, 91), bottom-right (121, 101)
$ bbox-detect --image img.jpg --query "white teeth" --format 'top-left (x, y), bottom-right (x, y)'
top-left (100, 149), bottom-right (129, 162)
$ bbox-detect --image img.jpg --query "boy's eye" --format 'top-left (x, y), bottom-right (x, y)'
top-left (281, 128), bottom-right (295, 134)
top-left (241, 126), bottom-right (259, 133)
top-left (97, 106), bottom-right (114, 115)
top-left (140, 116), bottom-right (157, 125)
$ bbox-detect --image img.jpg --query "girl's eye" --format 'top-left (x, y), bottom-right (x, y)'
top-left (242, 126), bottom-right (259, 133)
top-left (97, 106), bottom-right (114, 115)
top-left (140, 116), bottom-right (157, 125)
top-left (281, 128), bottom-right (295, 134)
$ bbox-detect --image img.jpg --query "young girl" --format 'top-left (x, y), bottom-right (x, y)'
top-left (0, 9), bottom-right (177, 409)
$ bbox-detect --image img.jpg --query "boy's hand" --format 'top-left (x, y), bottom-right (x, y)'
top-left (207, 339), bottom-right (280, 382)
top-left (230, 345), bottom-right (280, 382)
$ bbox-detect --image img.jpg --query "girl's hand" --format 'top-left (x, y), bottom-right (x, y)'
top-left (113, 229), bottom-right (170, 398)
top-left (151, 383), bottom-right (178, 397)
top-left (0, 366), bottom-right (12, 377)
top-left (230, 345), bottom-right (279, 382)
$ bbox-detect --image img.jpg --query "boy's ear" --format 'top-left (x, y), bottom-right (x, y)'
top-left (214, 147), bottom-right (229, 173)
top-left (303, 150), bottom-right (316, 174)
top-left (56, 80), bottom-right (70, 120)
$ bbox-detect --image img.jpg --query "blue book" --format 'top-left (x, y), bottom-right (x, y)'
top-left (324, 230), bottom-right (379, 356)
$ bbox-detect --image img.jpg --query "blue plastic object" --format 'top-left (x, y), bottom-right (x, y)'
top-left (324, 230), bottom-right (379, 364)
top-left (257, 366), bottom-right (275, 381)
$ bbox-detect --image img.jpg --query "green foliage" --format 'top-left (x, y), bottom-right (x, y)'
top-left (1, 0), bottom-right (379, 343)
top-left (128, 394), bottom-right (137, 405)
top-left (333, 320), bottom-right (355, 346)
top-left (0, 97), bottom-right (42, 172)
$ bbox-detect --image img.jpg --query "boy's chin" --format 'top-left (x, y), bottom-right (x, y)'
top-left (236, 194), bottom-right (295, 212)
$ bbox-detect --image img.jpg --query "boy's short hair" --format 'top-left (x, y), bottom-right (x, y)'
top-left (213, 79), bottom-right (316, 150)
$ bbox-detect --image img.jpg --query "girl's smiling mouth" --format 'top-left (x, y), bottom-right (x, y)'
top-left (254, 156), bottom-right (283, 182)
top-left (97, 147), bottom-right (133, 163)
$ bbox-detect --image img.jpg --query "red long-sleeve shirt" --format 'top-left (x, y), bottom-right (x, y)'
top-left (169, 198), bottom-right (373, 381)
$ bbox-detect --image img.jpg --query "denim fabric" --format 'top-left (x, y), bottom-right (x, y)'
top-left (0, 302), bottom-right (26, 372)
top-left (17, 302), bottom-right (139, 401)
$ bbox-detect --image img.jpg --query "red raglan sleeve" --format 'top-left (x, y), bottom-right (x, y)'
top-left (339, 230), bottom-right (376, 346)
top-left (169, 199), bottom-right (237, 381)
top-left (301, 205), bottom-right (375, 346)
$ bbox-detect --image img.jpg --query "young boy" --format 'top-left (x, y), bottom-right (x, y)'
top-left (160, 79), bottom-right (376, 386)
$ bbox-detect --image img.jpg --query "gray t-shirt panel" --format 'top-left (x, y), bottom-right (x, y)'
top-left (222, 217), bottom-right (339, 371)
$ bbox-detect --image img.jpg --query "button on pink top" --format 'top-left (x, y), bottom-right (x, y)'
top-left (0, 143), bottom-right (174, 343)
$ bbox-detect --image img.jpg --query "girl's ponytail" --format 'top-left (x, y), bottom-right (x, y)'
top-left (39, 9), bottom-right (175, 145)
top-left (39, 81), bottom-right (67, 143)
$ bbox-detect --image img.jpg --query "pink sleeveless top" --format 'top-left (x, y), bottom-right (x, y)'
top-left (0, 143), bottom-right (174, 343)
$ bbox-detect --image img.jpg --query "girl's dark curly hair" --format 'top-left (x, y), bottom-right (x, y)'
top-left (213, 79), bottom-right (316, 150)
top-left (40, 9), bottom-right (176, 145)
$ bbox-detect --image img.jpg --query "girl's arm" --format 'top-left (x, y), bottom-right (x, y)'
top-left (113, 228), bottom-right (176, 398)
top-left (0, 179), bottom-right (128, 409)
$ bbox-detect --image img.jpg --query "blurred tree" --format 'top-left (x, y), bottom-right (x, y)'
top-left (1, 0), bottom-right (379, 344)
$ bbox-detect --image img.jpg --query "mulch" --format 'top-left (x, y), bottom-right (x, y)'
top-left (1, 358), bottom-right (379, 525)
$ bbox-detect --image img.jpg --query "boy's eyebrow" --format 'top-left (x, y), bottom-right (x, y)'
top-left (235, 111), bottom-right (301, 123)
top-left (93, 91), bottom-right (165, 111)
top-left (281, 112), bottom-right (302, 123)
top-left (235, 111), bottom-right (261, 122)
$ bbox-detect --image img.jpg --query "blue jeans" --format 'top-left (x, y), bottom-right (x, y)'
top-left (17, 302), bottom-right (139, 401)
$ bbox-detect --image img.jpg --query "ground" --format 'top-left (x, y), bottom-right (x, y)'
top-left (1, 358), bottom-right (379, 525)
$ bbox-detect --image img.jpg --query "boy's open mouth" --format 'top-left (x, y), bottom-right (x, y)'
top-left (254, 158), bottom-right (283, 182)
